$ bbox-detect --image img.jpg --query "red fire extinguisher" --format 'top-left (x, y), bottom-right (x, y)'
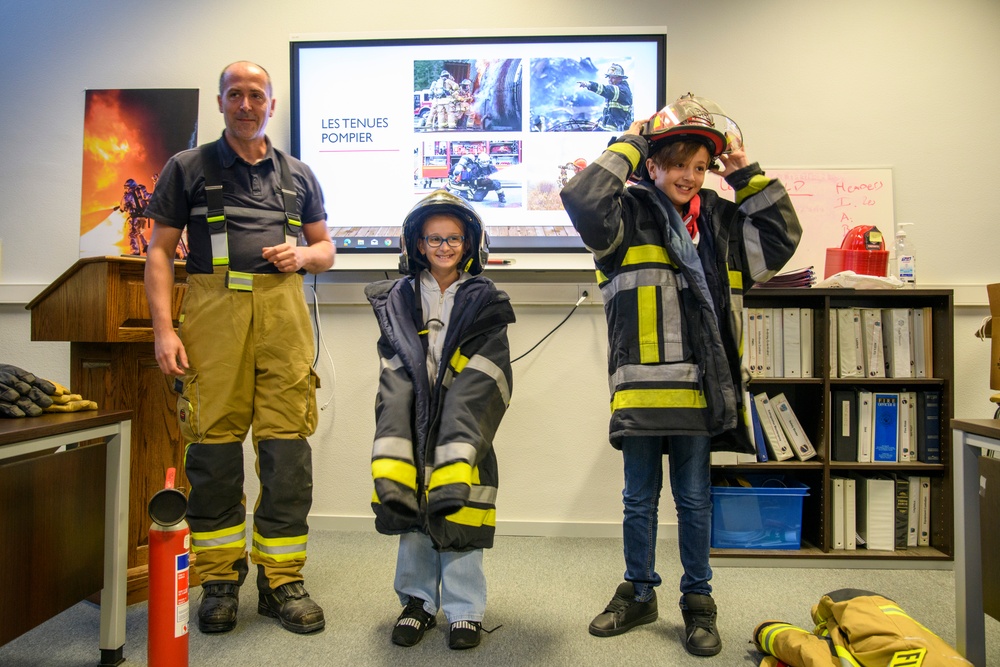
top-left (148, 468), bottom-right (190, 667)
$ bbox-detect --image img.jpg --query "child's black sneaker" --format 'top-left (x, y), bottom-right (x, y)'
top-left (589, 581), bottom-right (658, 637)
top-left (448, 620), bottom-right (482, 650)
top-left (391, 597), bottom-right (436, 647)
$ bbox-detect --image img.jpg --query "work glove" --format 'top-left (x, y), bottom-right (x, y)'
top-left (0, 401), bottom-right (26, 418)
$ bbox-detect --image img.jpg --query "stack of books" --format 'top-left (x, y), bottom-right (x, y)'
top-left (755, 266), bottom-right (816, 289)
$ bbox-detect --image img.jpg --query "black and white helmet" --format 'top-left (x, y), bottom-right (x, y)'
top-left (398, 189), bottom-right (490, 276)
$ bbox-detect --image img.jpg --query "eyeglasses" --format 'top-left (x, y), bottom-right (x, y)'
top-left (422, 234), bottom-right (465, 248)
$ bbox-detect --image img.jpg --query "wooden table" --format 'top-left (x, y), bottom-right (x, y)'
top-left (0, 410), bottom-right (131, 666)
top-left (952, 418), bottom-right (1000, 667)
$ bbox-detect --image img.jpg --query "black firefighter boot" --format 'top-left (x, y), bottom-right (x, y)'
top-left (679, 593), bottom-right (722, 656)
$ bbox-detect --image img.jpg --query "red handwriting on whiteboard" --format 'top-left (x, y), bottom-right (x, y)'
top-left (835, 180), bottom-right (884, 194)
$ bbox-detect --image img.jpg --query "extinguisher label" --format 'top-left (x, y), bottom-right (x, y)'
top-left (175, 552), bottom-right (190, 637)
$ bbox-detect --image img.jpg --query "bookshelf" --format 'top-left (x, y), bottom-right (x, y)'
top-left (712, 288), bottom-right (954, 561)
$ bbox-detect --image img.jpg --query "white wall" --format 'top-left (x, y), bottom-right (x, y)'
top-left (2, 0), bottom-right (998, 534)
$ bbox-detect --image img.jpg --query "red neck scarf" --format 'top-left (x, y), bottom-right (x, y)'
top-left (682, 194), bottom-right (701, 240)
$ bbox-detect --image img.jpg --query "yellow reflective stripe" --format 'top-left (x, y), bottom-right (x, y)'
top-left (428, 461), bottom-right (472, 491)
top-left (190, 523), bottom-right (246, 552)
top-left (611, 388), bottom-right (707, 411)
top-left (637, 285), bottom-right (659, 364)
top-left (596, 269), bottom-right (607, 284)
top-left (879, 606), bottom-right (934, 635)
top-left (226, 271), bottom-right (253, 292)
top-left (834, 645), bottom-right (863, 667)
top-left (758, 623), bottom-right (809, 655)
top-left (887, 648), bottom-right (926, 666)
top-left (252, 532), bottom-right (307, 548)
top-left (728, 269), bottom-right (743, 290)
top-left (206, 215), bottom-right (225, 223)
top-left (735, 174), bottom-right (771, 204)
top-left (212, 257), bottom-right (229, 266)
top-left (606, 142), bottom-right (642, 171)
top-left (449, 347), bottom-right (469, 374)
top-left (446, 506), bottom-right (496, 528)
top-left (372, 458), bottom-right (417, 490)
top-left (623, 244), bottom-right (673, 266)
top-left (251, 531), bottom-right (307, 562)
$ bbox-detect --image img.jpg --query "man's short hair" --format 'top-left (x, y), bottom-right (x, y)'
top-left (219, 61), bottom-right (273, 97)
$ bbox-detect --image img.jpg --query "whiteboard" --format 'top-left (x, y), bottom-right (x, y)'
top-left (706, 168), bottom-right (894, 274)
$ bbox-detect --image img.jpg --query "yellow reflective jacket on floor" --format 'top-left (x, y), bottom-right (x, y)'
top-left (753, 589), bottom-right (971, 667)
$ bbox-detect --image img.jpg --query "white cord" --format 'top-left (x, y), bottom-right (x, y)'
top-left (977, 315), bottom-right (992, 340)
top-left (307, 283), bottom-right (337, 415)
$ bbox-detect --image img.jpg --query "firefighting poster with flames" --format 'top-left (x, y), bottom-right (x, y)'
top-left (79, 89), bottom-right (198, 259)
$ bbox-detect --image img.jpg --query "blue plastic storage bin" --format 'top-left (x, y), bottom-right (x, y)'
top-left (710, 475), bottom-right (809, 549)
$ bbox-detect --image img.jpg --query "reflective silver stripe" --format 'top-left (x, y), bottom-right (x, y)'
top-left (211, 232), bottom-right (229, 265)
top-left (610, 362), bottom-right (700, 393)
top-left (192, 533), bottom-right (245, 549)
top-left (659, 281), bottom-right (684, 360)
top-left (226, 272), bottom-right (253, 291)
top-left (252, 537), bottom-right (307, 557)
top-left (595, 147), bottom-right (634, 183)
top-left (372, 436), bottom-right (414, 460)
top-left (469, 484), bottom-right (497, 505)
top-left (464, 355), bottom-right (511, 406)
top-left (741, 181), bottom-right (789, 280)
top-left (601, 267), bottom-right (680, 301)
top-left (441, 368), bottom-right (456, 389)
top-left (436, 441), bottom-right (477, 465)
top-left (587, 220), bottom-right (625, 261)
top-left (381, 354), bottom-right (404, 372)
top-left (739, 179), bottom-right (787, 216)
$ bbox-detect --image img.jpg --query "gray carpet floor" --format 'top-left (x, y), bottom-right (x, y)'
top-left (2, 530), bottom-right (998, 666)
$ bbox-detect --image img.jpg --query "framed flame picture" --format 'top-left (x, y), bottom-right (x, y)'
top-left (79, 88), bottom-right (199, 259)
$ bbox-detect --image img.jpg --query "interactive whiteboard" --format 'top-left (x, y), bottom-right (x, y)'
top-left (706, 168), bottom-right (894, 275)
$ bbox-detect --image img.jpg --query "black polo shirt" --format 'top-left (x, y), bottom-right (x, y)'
top-left (145, 132), bottom-right (327, 274)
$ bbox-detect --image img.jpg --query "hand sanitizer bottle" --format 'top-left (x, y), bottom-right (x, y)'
top-left (894, 223), bottom-right (916, 288)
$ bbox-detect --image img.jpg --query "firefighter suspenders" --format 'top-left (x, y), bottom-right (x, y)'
top-left (199, 141), bottom-right (303, 291)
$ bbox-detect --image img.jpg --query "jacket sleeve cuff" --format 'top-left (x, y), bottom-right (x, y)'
top-left (427, 484), bottom-right (471, 518)
top-left (724, 162), bottom-right (764, 192)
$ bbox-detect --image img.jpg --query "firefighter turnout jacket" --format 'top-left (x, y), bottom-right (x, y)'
top-left (753, 589), bottom-right (972, 667)
top-left (365, 275), bottom-right (515, 551)
top-left (560, 134), bottom-right (801, 452)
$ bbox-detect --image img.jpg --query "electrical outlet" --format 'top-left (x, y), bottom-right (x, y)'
top-left (577, 284), bottom-right (596, 304)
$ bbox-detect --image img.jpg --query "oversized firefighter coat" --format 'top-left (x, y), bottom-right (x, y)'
top-left (560, 133), bottom-right (801, 452)
top-left (365, 274), bottom-right (515, 551)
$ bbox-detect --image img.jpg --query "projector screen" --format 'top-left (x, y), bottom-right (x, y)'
top-left (290, 30), bottom-right (666, 258)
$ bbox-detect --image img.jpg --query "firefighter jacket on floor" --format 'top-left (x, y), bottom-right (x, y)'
top-left (365, 274), bottom-right (515, 551)
top-left (753, 588), bottom-right (972, 667)
top-left (560, 134), bottom-right (801, 452)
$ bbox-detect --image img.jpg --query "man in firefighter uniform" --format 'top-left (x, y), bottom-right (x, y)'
top-left (427, 70), bottom-right (460, 130)
top-left (577, 63), bottom-right (634, 132)
top-left (456, 78), bottom-right (474, 128)
top-left (144, 60), bottom-right (335, 635)
top-left (753, 589), bottom-right (971, 666)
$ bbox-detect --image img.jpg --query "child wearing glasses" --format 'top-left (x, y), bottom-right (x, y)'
top-left (364, 189), bottom-right (515, 650)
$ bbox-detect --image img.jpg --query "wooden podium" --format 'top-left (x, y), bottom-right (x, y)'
top-left (27, 256), bottom-right (189, 603)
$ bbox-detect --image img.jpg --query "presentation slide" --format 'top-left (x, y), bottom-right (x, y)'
top-left (291, 34), bottom-right (665, 255)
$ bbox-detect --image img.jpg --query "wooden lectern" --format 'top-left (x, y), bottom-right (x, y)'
top-left (27, 255), bottom-right (189, 603)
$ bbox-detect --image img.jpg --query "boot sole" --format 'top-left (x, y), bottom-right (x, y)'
top-left (588, 610), bottom-right (658, 637)
top-left (198, 620), bottom-right (237, 633)
top-left (258, 602), bottom-right (326, 634)
top-left (684, 641), bottom-right (722, 657)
